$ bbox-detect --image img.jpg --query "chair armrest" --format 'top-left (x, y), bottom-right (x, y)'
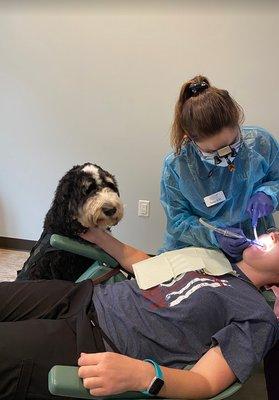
top-left (50, 234), bottom-right (119, 268)
top-left (262, 289), bottom-right (276, 309)
top-left (207, 383), bottom-right (242, 400)
top-left (48, 365), bottom-right (242, 400)
top-left (75, 261), bottom-right (126, 284)
top-left (48, 366), bottom-right (149, 399)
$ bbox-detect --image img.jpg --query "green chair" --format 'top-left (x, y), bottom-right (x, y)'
top-left (50, 234), bottom-right (127, 285)
top-left (47, 234), bottom-right (273, 400)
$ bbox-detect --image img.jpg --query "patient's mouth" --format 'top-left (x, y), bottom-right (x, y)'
top-left (256, 234), bottom-right (277, 252)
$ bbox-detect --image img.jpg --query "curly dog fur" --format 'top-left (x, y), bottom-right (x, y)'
top-left (16, 163), bottom-right (123, 281)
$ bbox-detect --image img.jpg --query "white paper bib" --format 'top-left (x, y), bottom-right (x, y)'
top-left (133, 247), bottom-right (233, 290)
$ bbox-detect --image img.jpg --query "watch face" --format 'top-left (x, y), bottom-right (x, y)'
top-left (149, 378), bottom-right (164, 395)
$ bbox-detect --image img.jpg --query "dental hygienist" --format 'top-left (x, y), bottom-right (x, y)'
top-left (160, 75), bottom-right (279, 258)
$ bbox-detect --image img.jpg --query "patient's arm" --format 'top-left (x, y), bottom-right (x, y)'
top-left (80, 228), bottom-right (150, 274)
top-left (78, 346), bottom-right (236, 399)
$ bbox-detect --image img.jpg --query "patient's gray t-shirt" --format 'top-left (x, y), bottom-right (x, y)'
top-left (92, 266), bottom-right (278, 383)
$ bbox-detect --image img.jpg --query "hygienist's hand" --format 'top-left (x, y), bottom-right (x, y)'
top-left (78, 352), bottom-right (154, 396)
top-left (215, 228), bottom-right (250, 259)
top-left (247, 192), bottom-right (274, 227)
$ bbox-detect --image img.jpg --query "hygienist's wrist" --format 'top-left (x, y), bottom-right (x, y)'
top-left (254, 189), bottom-right (277, 209)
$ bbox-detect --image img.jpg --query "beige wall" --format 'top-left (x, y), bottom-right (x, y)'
top-left (0, 1), bottom-right (279, 253)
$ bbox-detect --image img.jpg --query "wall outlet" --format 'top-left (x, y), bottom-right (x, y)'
top-left (138, 200), bottom-right (150, 217)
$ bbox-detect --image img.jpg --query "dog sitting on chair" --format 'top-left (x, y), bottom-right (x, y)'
top-left (16, 162), bottom-right (124, 281)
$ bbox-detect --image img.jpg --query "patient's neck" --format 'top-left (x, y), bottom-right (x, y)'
top-left (236, 260), bottom-right (278, 289)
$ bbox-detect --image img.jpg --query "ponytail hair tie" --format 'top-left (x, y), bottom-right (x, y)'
top-left (189, 81), bottom-right (209, 95)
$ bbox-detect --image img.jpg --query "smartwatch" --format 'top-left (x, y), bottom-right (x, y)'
top-left (141, 359), bottom-right (164, 396)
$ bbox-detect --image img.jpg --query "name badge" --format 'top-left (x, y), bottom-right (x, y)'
top-left (204, 191), bottom-right (226, 207)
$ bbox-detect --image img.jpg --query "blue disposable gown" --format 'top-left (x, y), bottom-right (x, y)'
top-left (160, 126), bottom-right (279, 252)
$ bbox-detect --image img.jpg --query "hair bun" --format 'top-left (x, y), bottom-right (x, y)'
top-left (189, 81), bottom-right (209, 95)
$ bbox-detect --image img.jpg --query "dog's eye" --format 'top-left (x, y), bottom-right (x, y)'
top-left (85, 183), bottom-right (96, 195)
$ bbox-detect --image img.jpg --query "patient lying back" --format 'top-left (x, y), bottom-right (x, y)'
top-left (92, 264), bottom-right (278, 384)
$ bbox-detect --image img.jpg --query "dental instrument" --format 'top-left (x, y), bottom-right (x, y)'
top-left (253, 225), bottom-right (259, 242)
top-left (199, 218), bottom-right (265, 248)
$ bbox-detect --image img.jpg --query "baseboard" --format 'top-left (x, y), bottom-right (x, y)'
top-left (0, 236), bottom-right (35, 251)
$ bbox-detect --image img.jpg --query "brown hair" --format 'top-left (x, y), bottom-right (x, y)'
top-left (171, 75), bottom-right (244, 154)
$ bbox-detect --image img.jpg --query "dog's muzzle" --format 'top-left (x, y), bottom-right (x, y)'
top-left (77, 188), bottom-right (124, 229)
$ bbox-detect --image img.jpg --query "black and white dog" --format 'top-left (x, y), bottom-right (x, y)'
top-left (16, 162), bottom-right (124, 281)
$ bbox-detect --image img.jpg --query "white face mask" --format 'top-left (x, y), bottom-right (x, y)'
top-left (194, 136), bottom-right (243, 167)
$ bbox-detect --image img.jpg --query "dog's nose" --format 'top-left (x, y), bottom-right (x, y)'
top-left (102, 206), bottom-right (117, 217)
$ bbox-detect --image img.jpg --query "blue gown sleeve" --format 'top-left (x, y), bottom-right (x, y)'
top-left (253, 133), bottom-right (279, 210)
top-left (160, 162), bottom-right (219, 249)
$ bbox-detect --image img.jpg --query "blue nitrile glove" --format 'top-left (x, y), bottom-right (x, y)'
top-left (215, 228), bottom-right (250, 259)
top-left (247, 192), bottom-right (274, 227)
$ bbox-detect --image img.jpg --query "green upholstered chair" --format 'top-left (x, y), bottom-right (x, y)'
top-left (47, 234), bottom-right (274, 400)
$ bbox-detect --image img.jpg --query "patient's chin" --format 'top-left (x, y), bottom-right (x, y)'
top-left (243, 244), bottom-right (262, 261)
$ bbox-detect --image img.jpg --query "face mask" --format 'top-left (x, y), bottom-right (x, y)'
top-left (194, 136), bottom-right (243, 168)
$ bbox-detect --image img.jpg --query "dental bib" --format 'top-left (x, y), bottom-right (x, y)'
top-left (133, 247), bottom-right (234, 290)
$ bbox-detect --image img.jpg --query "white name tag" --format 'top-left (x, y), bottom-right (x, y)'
top-left (204, 191), bottom-right (226, 207)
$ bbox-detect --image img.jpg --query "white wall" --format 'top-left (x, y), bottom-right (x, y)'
top-left (0, 1), bottom-right (279, 253)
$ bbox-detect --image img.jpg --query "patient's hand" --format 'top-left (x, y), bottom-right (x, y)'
top-left (80, 228), bottom-right (102, 244)
top-left (80, 228), bottom-right (149, 273)
top-left (78, 352), bottom-right (154, 396)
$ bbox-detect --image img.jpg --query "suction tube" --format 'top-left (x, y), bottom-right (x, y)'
top-left (199, 218), bottom-right (244, 239)
top-left (199, 218), bottom-right (265, 247)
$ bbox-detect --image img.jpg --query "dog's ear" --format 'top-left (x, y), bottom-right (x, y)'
top-left (44, 165), bottom-right (87, 235)
top-left (110, 175), bottom-right (120, 196)
top-left (55, 165), bottom-right (87, 200)
top-left (112, 175), bottom-right (118, 187)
